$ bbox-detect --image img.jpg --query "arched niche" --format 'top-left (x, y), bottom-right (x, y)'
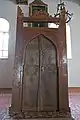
top-left (22, 34), bottom-right (59, 112)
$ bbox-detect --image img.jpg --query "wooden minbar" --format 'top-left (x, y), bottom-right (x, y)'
top-left (10, 0), bottom-right (73, 119)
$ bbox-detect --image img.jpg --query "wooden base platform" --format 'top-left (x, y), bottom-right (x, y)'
top-left (9, 107), bottom-right (74, 120)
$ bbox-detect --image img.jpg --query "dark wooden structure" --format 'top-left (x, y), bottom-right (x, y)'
top-left (16, 0), bottom-right (28, 5)
top-left (10, 0), bottom-right (73, 119)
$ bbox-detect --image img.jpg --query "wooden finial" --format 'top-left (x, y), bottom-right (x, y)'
top-left (17, 6), bottom-right (24, 17)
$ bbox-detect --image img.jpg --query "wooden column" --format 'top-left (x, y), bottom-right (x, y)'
top-left (11, 6), bottom-right (24, 112)
top-left (58, 7), bottom-right (69, 112)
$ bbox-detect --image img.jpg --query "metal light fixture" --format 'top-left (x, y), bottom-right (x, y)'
top-left (54, 0), bottom-right (73, 23)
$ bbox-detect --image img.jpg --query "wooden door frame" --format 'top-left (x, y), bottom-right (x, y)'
top-left (11, 6), bottom-right (70, 115)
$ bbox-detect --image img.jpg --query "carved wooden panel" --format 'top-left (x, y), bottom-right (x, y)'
top-left (22, 34), bottom-right (58, 112)
top-left (22, 38), bottom-right (39, 111)
top-left (39, 35), bottom-right (57, 111)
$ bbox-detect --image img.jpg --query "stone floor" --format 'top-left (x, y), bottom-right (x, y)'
top-left (69, 92), bottom-right (80, 120)
top-left (0, 93), bottom-right (80, 120)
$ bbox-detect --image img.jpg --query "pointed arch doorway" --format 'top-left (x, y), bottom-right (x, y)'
top-left (22, 34), bottom-right (58, 112)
